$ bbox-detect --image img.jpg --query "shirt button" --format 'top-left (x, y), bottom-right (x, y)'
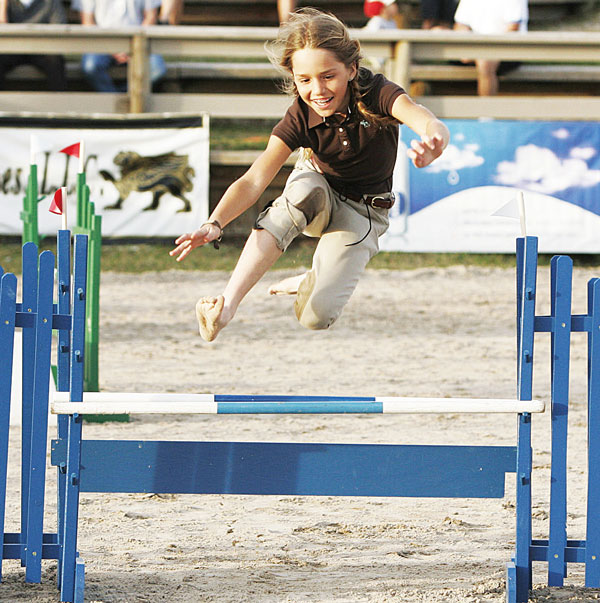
top-left (339, 127), bottom-right (344, 132)
top-left (342, 141), bottom-right (348, 146)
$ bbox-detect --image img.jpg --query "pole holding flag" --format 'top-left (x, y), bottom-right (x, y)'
top-left (49, 187), bottom-right (68, 231)
top-left (517, 191), bottom-right (526, 238)
top-left (29, 133), bottom-right (37, 167)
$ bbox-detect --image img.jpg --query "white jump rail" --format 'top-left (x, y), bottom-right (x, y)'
top-left (52, 391), bottom-right (545, 415)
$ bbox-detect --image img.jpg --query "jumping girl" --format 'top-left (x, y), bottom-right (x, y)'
top-left (170, 8), bottom-right (449, 341)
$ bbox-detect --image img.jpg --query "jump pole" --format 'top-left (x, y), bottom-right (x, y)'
top-left (52, 392), bottom-right (544, 415)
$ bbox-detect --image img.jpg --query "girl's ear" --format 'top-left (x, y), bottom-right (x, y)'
top-left (348, 62), bottom-right (358, 82)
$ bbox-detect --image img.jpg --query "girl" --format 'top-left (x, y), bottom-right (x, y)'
top-left (170, 8), bottom-right (449, 342)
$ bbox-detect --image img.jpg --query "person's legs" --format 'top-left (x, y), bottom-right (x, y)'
top-left (196, 228), bottom-right (283, 341)
top-left (196, 163), bottom-right (332, 341)
top-left (294, 198), bottom-right (388, 330)
top-left (81, 53), bottom-right (117, 92)
top-left (476, 59), bottom-right (500, 96)
top-left (149, 54), bottom-right (167, 85)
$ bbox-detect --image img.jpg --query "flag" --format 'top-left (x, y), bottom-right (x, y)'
top-left (492, 198), bottom-right (519, 219)
top-left (491, 191), bottom-right (527, 237)
top-left (49, 188), bottom-right (63, 215)
top-left (60, 142), bottom-right (81, 158)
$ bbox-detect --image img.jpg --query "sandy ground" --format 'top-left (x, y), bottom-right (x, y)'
top-left (3, 262), bottom-right (600, 602)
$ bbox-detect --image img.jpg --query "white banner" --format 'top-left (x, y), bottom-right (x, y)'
top-left (0, 115), bottom-right (209, 237)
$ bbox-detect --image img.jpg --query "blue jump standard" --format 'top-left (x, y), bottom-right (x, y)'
top-left (1, 232), bottom-right (599, 603)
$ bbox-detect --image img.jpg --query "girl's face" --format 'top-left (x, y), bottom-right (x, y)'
top-left (291, 47), bottom-right (357, 118)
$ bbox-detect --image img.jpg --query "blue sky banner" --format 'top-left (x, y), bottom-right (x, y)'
top-left (383, 119), bottom-right (600, 253)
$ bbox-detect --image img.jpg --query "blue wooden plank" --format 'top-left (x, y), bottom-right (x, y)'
top-left (530, 540), bottom-right (587, 563)
top-left (547, 255), bottom-right (573, 587)
top-left (534, 315), bottom-right (591, 333)
top-left (15, 311), bottom-right (71, 330)
top-left (51, 440), bottom-right (518, 498)
top-left (517, 236), bottom-right (537, 402)
top-left (0, 272), bottom-right (17, 579)
top-left (60, 234), bottom-right (88, 603)
top-left (20, 242), bottom-right (38, 564)
top-left (74, 557), bottom-right (85, 603)
top-left (56, 230), bottom-right (72, 393)
top-left (586, 278), bottom-right (600, 586)
top-left (24, 250), bottom-right (55, 582)
top-left (56, 230), bottom-right (72, 590)
top-left (506, 560), bottom-right (517, 603)
top-left (515, 236), bottom-right (537, 602)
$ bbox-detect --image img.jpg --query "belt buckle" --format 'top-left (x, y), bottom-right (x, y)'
top-left (368, 193), bottom-right (394, 209)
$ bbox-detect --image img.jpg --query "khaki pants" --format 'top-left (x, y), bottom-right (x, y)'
top-left (255, 158), bottom-right (390, 330)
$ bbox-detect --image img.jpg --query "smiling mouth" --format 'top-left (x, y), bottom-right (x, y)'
top-left (312, 97), bottom-right (334, 108)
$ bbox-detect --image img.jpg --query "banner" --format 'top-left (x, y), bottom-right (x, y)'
top-left (0, 115), bottom-right (209, 237)
top-left (384, 119), bottom-right (600, 253)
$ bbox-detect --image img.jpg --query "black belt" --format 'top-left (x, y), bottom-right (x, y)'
top-left (337, 190), bottom-right (395, 209)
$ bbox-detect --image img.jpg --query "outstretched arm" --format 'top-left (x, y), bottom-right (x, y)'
top-left (391, 94), bottom-right (450, 168)
top-left (170, 135), bottom-right (292, 261)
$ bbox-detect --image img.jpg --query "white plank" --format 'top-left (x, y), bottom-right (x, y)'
top-left (378, 397), bottom-right (545, 414)
top-left (52, 392), bottom-right (544, 415)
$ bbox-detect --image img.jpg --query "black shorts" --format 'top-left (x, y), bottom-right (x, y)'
top-left (420, 0), bottom-right (458, 22)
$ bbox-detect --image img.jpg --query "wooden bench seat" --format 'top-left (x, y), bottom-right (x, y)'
top-left (410, 62), bottom-right (600, 83)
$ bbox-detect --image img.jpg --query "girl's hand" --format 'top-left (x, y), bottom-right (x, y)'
top-left (169, 222), bottom-right (221, 262)
top-left (407, 133), bottom-right (445, 168)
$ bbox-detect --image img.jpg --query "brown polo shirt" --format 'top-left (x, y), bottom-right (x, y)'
top-left (272, 69), bottom-right (405, 196)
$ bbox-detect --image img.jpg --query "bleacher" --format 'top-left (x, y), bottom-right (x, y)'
top-left (7, 0), bottom-right (600, 100)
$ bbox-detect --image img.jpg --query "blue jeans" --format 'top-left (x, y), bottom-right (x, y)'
top-left (81, 53), bottom-right (167, 92)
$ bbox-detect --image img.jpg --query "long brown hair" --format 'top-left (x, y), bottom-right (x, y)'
top-left (266, 8), bottom-right (397, 129)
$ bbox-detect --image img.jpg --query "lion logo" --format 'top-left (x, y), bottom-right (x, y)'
top-left (100, 151), bottom-right (195, 213)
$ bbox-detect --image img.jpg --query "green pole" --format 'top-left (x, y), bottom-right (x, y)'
top-left (76, 172), bottom-right (85, 229)
top-left (21, 165), bottom-right (39, 246)
top-left (84, 210), bottom-right (101, 392)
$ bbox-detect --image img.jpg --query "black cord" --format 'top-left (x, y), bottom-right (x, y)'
top-left (345, 204), bottom-right (372, 247)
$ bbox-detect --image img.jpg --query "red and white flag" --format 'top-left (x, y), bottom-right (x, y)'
top-left (59, 142), bottom-right (80, 158)
top-left (60, 140), bottom-right (85, 173)
top-left (49, 187), bottom-right (68, 230)
top-left (48, 188), bottom-right (63, 215)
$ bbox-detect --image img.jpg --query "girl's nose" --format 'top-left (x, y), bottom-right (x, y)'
top-left (312, 80), bottom-right (326, 96)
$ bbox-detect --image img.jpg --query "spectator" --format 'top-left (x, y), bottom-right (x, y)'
top-left (74, 0), bottom-right (167, 93)
top-left (278, 0), bottom-right (296, 24)
top-left (420, 0), bottom-right (457, 29)
top-left (363, 0), bottom-right (399, 31)
top-left (453, 0), bottom-right (528, 96)
top-left (159, 0), bottom-right (182, 24)
top-left (0, 0), bottom-right (67, 90)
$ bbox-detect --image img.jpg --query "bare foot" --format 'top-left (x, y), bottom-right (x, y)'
top-left (268, 273), bottom-right (306, 296)
top-left (195, 296), bottom-right (225, 342)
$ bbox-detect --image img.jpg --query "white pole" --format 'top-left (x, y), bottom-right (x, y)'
top-left (61, 186), bottom-right (68, 231)
top-left (78, 140), bottom-right (85, 173)
top-left (30, 133), bottom-right (36, 166)
top-left (518, 190), bottom-right (527, 238)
